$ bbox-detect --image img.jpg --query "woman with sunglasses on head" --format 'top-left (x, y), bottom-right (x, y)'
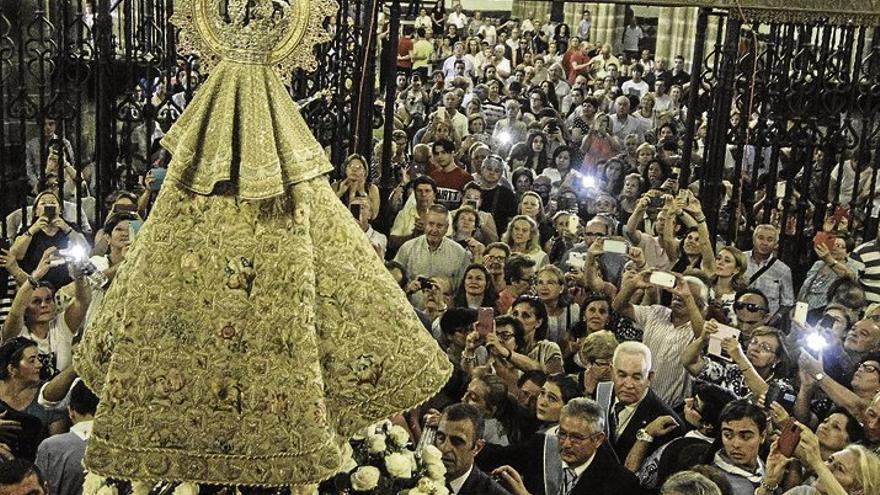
top-left (681, 322), bottom-right (793, 400)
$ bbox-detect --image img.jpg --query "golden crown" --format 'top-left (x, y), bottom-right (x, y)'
top-left (172, 0), bottom-right (337, 77)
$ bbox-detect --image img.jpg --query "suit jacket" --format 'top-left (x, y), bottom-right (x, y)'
top-left (569, 446), bottom-right (644, 495)
top-left (605, 387), bottom-right (684, 463)
top-left (458, 465), bottom-right (512, 495)
top-left (476, 433), bottom-right (641, 495)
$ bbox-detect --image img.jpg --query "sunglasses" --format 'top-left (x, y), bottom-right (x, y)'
top-left (734, 302), bottom-right (768, 313)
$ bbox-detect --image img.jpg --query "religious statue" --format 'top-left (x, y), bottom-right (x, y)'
top-left (74, 0), bottom-right (452, 488)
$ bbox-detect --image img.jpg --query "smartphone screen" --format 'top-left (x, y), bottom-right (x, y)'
top-left (476, 307), bottom-right (494, 336)
top-left (603, 239), bottom-right (628, 254)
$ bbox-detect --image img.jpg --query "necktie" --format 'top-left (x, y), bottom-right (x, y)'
top-left (610, 401), bottom-right (627, 439)
top-left (558, 467), bottom-right (577, 495)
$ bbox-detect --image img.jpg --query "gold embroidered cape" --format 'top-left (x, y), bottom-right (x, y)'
top-left (74, 0), bottom-right (451, 487)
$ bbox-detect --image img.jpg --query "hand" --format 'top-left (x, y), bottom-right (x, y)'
top-left (0, 411), bottom-right (22, 445)
top-left (797, 351), bottom-right (824, 377)
top-left (586, 239), bottom-right (603, 258)
top-left (405, 279), bottom-right (423, 295)
top-left (798, 368), bottom-right (817, 390)
top-left (813, 242), bottom-right (831, 261)
top-left (666, 274), bottom-right (693, 299)
top-left (701, 319), bottom-right (719, 340)
top-left (422, 408), bottom-right (441, 428)
top-left (0, 442), bottom-right (12, 461)
top-left (0, 249), bottom-right (16, 271)
top-left (626, 246), bottom-right (646, 268)
top-left (684, 193), bottom-right (704, 216)
top-left (484, 333), bottom-right (508, 358)
top-left (645, 415), bottom-right (679, 437)
top-left (635, 196), bottom-right (650, 212)
top-left (763, 439), bottom-right (792, 487)
top-left (793, 422), bottom-right (823, 468)
top-left (721, 337), bottom-right (746, 364)
top-left (492, 466), bottom-right (531, 495)
top-left (766, 400), bottom-right (792, 427)
top-left (144, 170), bottom-right (156, 190)
top-left (413, 216), bottom-right (425, 234)
top-left (661, 178), bottom-right (678, 192)
top-left (32, 247), bottom-right (60, 281)
top-left (464, 330), bottom-right (482, 352)
top-left (28, 217), bottom-right (50, 235)
top-left (630, 269), bottom-right (654, 290)
top-left (467, 238), bottom-right (485, 259)
top-left (52, 216), bottom-right (71, 233)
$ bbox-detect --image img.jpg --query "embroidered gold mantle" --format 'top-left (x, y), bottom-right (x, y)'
top-left (74, 0), bottom-right (452, 487)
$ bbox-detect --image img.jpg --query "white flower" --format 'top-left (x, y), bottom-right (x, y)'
top-left (384, 451), bottom-right (413, 479)
top-left (366, 433), bottom-right (387, 454)
top-left (82, 473), bottom-right (106, 495)
top-left (172, 482), bottom-right (199, 495)
top-left (350, 466), bottom-right (381, 491)
top-left (96, 485), bottom-right (118, 495)
top-left (340, 442), bottom-right (358, 472)
top-left (388, 424), bottom-right (411, 448)
top-left (421, 445), bottom-right (443, 465)
top-left (417, 477), bottom-right (437, 491)
top-left (407, 490), bottom-right (429, 495)
top-left (433, 485), bottom-right (450, 495)
top-left (131, 481), bottom-right (152, 495)
top-left (425, 461), bottom-right (446, 482)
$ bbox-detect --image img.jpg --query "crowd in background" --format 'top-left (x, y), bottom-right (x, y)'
top-left (1, 2), bottom-right (880, 495)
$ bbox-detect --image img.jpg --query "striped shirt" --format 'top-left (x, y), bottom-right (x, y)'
top-left (850, 240), bottom-right (880, 303)
top-left (631, 305), bottom-right (695, 408)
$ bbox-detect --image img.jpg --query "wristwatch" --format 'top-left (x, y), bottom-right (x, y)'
top-left (26, 275), bottom-right (39, 289)
top-left (814, 372), bottom-right (825, 382)
top-left (636, 428), bottom-right (654, 443)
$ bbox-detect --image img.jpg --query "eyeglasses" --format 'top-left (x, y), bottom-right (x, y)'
top-left (584, 231), bottom-right (605, 237)
top-left (558, 430), bottom-right (601, 443)
top-left (589, 358), bottom-right (611, 367)
top-left (496, 332), bottom-right (515, 341)
top-left (858, 363), bottom-right (880, 374)
top-left (747, 339), bottom-right (776, 354)
top-left (734, 302), bottom-right (768, 313)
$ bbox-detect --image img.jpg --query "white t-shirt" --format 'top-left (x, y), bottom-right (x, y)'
top-left (621, 79), bottom-right (650, 99)
top-left (20, 316), bottom-right (74, 377)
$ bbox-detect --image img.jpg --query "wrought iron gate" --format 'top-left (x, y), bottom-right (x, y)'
top-left (0, 0), bottom-right (378, 238)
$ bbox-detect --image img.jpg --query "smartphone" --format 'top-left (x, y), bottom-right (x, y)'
top-left (775, 181), bottom-right (786, 199)
top-left (476, 307), bottom-right (494, 336)
top-left (793, 301), bottom-right (809, 326)
top-left (464, 199), bottom-right (479, 209)
top-left (707, 323), bottom-right (741, 361)
top-left (671, 167), bottom-right (681, 182)
top-left (113, 203), bottom-right (137, 213)
top-left (649, 194), bottom-right (665, 208)
top-left (350, 203), bottom-right (362, 220)
top-left (603, 239), bottom-right (628, 254)
top-left (649, 271), bottom-right (677, 289)
top-left (149, 167), bottom-right (167, 191)
top-left (765, 381), bottom-right (784, 409)
top-left (567, 215), bottom-right (579, 236)
top-left (777, 418), bottom-right (801, 457)
top-left (417, 276), bottom-right (434, 291)
top-left (814, 231), bottom-right (836, 252)
top-left (44, 205), bottom-right (57, 220)
top-left (568, 252), bottom-right (587, 271)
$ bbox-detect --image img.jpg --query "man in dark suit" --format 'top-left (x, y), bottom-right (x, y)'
top-left (491, 398), bottom-right (643, 495)
top-left (596, 341), bottom-right (684, 464)
top-left (435, 403), bottom-right (511, 495)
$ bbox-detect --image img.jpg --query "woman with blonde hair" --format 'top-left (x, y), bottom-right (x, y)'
top-left (710, 245), bottom-right (749, 324)
top-left (502, 214), bottom-right (548, 267)
top-left (516, 191), bottom-right (555, 247)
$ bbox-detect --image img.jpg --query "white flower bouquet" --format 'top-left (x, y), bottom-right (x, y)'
top-left (320, 421), bottom-right (448, 495)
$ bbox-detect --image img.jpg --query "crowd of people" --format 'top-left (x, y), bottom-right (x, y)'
top-left (0, 3), bottom-right (880, 495)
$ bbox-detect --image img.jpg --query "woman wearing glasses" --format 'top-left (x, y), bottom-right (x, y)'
top-left (796, 352), bottom-right (880, 426)
top-left (681, 322), bottom-right (793, 399)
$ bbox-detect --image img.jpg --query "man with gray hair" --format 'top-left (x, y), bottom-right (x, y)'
top-left (612, 271), bottom-right (707, 408)
top-left (595, 341), bottom-right (684, 463)
top-left (491, 397), bottom-right (642, 495)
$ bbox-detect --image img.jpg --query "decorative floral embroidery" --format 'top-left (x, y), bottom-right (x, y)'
top-left (224, 256), bottom-right (256, 295)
